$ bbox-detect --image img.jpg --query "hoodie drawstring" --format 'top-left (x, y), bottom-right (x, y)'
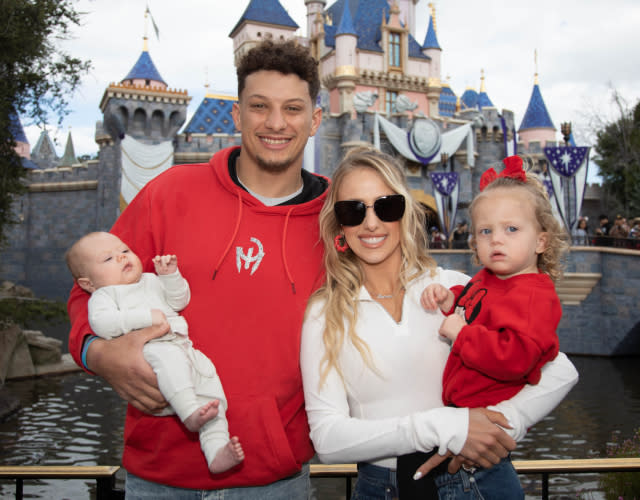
top-left (282, 207), bottom-right (296, 294)
top-left (212, 193), bottom-right (243, 280)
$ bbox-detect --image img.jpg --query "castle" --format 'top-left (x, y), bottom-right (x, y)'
top-left (7, 0), bottom-right (603, 301)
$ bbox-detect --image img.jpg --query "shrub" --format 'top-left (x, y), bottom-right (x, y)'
top-left (599, 428), bottom-right (640, 500)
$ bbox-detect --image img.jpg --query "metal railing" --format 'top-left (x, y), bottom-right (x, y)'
top-left (2, 459), bottom-right (640, 499)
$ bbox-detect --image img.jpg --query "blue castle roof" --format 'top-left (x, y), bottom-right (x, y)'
top-left (9, 110), bottom-right (28, 144)
top-left (229, 0), bottom-right (298, 36)
top-left (123, 50), bottom-right (167, 85)
top-left (439, 83), bottom-right (457, 117)
top-left (325, 0), bottom-right (428, 60)
top-left (336, 1), bottom-right (357, 36)
top-left (183, 94), bottom-right (238, 135)
top-left (477, 90), bottom-right (494, 109)
top-left (518, 83), bottom-right (555, 131)
top-left (422, 15), bottom-right (440, 49)
top-left (460, 88), bottom-right (478, 110)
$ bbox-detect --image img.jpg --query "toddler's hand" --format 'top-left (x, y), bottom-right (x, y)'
top-left (421, 284), bottom-right (454, 312)
top-left (439, 314), bottom-right (466, 342)
top-left (153, 255), bottom-right (177, 275)
top-left (151, 309), bottom-right (168, 329)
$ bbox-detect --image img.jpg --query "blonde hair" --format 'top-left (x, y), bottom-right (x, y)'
top-left (469, 160), bottom-right (569, 281)
top-left (309, 146), bottom-right (436, 387)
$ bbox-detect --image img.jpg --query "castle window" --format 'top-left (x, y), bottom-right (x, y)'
top-left (388, 32), bottom-right (401, 68)
top-left (385, 91), bottom-right (398, 114)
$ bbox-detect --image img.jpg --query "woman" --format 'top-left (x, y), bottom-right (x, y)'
top-left (301, 147), bottom-right (578, 499)
top-left (572, 218), bottom-right (590, 246)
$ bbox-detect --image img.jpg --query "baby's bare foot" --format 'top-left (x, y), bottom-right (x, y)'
top-left (209, 436), bottom-right (245, 474)
top-left (184, 400), bottom-right (219, 432)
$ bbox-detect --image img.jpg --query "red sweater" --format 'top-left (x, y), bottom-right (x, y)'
top-left (442, 268), bottom-right (560, 408)
top-left (68, 147), bottom-right (328, 489)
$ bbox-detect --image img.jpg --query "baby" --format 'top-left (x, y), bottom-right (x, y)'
top-left (66, 231), bottom-right (244, 473)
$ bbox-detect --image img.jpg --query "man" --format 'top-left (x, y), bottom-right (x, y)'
top-left (68, 40), bottom-right (326, 498)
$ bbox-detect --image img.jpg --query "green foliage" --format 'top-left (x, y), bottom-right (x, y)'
top-left (599, 428), bottom-right (640, 500)
top-left (0, 297), bottom-right (68, 331)
top-left (0, 0), bottom-right (91, 247)
top-left (593, 94), bottom-right (640, 216)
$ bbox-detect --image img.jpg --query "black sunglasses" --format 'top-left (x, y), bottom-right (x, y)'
top-left (334, 194), bottom-right (406, 226)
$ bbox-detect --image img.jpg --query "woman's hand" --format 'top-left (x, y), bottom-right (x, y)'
top-left (85, 323), bottom-right (169, 413)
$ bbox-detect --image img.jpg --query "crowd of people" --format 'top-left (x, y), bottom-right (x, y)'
top-left (573, 214), bottom-right (640, 248)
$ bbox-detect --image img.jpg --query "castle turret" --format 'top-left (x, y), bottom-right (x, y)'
top-left (306, 0), bottom-right (327, 39)
top-left (335, 3), bottom-right (358, 114)
top-left (229, 0), bottom-right (299, 66)
top-left (518, 70), bottom-right (556, 149)
top-left (59, 130), bottom-right (77, 167)
top-left (422, 3), bottom-right (441, 82)
top-left (477, 69), bottom-right (494, 109)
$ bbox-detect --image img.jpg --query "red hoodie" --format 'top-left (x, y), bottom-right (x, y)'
top-left (68, 146), bottom-right (329, 489)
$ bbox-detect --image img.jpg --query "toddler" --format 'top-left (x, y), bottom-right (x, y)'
top-left (416, 156), bottom-right (569, 499)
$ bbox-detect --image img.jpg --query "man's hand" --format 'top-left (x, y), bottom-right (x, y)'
top-left (457, 408), bottom-right (515, 468)
top-left (153, 255), bottom-right (178, 275)
top-left (85, 323), bottom-right (169, 413)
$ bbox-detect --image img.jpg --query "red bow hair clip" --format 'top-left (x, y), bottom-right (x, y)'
top-left (479, 155), bottom-right (527, 191)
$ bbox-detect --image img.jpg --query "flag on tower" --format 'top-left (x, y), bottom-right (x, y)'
top-left (146, 5), bottom-right (160, 40)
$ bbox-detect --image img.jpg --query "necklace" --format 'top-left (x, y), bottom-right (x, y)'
top-left (376, 293), bottom-right (394, 299)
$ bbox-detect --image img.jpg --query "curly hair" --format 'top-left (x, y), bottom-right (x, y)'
top-left (309, 146), bottom-right (436, 387)
top-left (469, 163), bottom-right (569, 281)
top-left (236, 39), bottom-right (320, 102)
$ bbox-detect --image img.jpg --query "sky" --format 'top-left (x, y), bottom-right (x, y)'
top-left (21, 0), bottom-right (640, 182)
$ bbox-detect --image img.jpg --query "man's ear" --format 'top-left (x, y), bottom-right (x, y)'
top-left (536, 232), bottom-right (549, 254)
top-left (76, 277), bottom-right (95, 294)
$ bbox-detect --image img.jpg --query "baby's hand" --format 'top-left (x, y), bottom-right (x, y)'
top-left (421, 284), bottom-right (454, 312)
top-left (439, 314), bottom-right (466, 342)
top-left (151, 309), bottom-right (168, 328)
top-left (153, 255), bottom-right (177, 275)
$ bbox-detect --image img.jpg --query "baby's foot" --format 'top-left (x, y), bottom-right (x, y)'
top-left (184, 400), bottom-right (219, 432)
top-left (209, 436), bottom-right (245, 474)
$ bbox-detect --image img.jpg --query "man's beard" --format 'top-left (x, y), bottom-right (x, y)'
top-left (255, 154), bottom-right (294, 173)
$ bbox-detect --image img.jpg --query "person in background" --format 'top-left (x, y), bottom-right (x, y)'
top-left (452, 220), bottom-right (470, 249)
top-left (301, 147), bottom-right (579, 500)
top-left (572, 217), bottom-right (590, 246)
top-left (67, 39), bottom-right (328, 499)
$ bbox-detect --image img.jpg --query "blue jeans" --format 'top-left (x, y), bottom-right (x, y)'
top-left (125, 464), bottom-right (310, 500)
top-left (351, 462), bottom-right (399, 500)
top-left (434, 456), bottom-right (523, 500)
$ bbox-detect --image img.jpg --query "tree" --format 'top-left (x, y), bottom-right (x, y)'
top-left (593, 92), bottom-right (640, 216)
top-left (0, 0), bottom-right (91, 246)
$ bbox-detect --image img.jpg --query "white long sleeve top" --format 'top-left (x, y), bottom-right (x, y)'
top-left (88, 271), bottom-right (190, 340)
top-left (301, 268), bottom-right (578, 469)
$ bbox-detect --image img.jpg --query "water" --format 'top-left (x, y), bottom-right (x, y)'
top-left (1, 355), bottom-right (638, 499)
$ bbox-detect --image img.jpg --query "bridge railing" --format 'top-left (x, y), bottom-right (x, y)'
top-left (2, 458), bottom-right (640, 499)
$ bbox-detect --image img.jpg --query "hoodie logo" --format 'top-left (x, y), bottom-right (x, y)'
top-left (236, 237), bottom-right (265, 276)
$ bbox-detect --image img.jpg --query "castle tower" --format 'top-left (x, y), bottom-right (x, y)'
top-left (59, 130), bottom-right (77, 167)
top-left (395, 0), bottom-right (420, 37)
top-left (422, 3), bottom-right (442, 117)
top-left (229, 0), bottom-right (299, 66)
top-left (9, 109), bottom-right (31, 161)
top-left (306, 0), bottom-right (327, 39)
top-left (477, 69), bottom-right (494, 109)
top-left (518, 68), bottom-right (556, 149)
top-left (334, 3), bottom-right (358, 115)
